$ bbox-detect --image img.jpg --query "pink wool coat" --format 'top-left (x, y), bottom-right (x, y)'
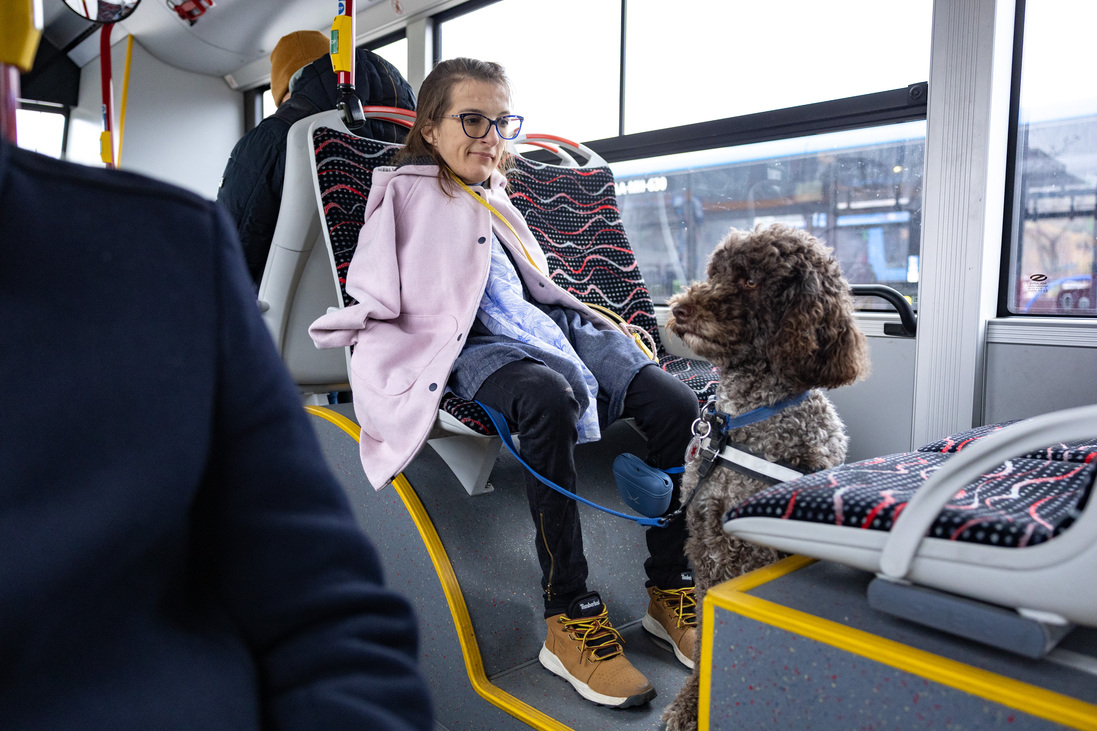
top-left (309, 164), bottom-right (618, 489)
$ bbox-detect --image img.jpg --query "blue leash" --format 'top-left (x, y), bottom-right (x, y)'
top-left (475, 400), bottom-right (677, 527)
top-left (709, 391), bottom-right (811, 431)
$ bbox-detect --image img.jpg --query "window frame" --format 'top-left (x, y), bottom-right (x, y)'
top-left (365, 28), bottom-right (409, 54)
top-left (589, 84), bottom-right (927, 164)
top-left (433, 0), bottom-right (928, 164)
top-left (997, 0), bottom-right (1097, 319)
top-left (998, 0), bottom-right (1028, 317)
top-left (15, 100), bottom-right (71, 158)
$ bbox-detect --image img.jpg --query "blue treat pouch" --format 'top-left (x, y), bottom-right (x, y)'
top-left (613, 453), bottom-right (673, 518)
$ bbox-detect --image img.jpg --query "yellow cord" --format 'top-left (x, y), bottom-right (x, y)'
top-left (586, 303), bottom-right (657, 360)
top-left (117, 35), bottom-right (133, 167)
top-left (448, 171), bottom-right (542, 273)
top-left (449, 171), bottom-right (655, 361)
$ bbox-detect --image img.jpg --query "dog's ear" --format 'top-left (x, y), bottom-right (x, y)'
top-left (767, 258), bottom-right (869, 390)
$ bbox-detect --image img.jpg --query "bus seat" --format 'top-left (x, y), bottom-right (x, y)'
top-left (722, 403), bottom-right (1097, 655)
top-left (506, 143), bottom-right (719, 405)
top-left (258, 107), bottom-right (417, 398)
top-left (305, 115), bottom-right (502, 496)
top-left (258, 109), bottom-right (353, 396)
top-left (279, 120), bottom-right (716, 495)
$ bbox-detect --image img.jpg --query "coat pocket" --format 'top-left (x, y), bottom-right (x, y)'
top-left (351, 313), bottom-right (458, 396)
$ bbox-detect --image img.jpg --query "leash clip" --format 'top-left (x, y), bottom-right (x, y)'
top-left (695, 431), bottom-right (727, 479)
top-left (690, 416), bottom-right (711, 440)
top-left (690, 398), bottom-right (728, 478)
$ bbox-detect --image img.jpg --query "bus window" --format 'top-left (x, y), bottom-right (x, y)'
top-left (438, 0), bottom-right (622, 142)
top-left (439, 0), bottom-right (929, 141)
top-left (16, 107), bottom-right (66, 158)
top-left (623, 0), bottom-right (932, 135)
top-left (610, 122), bottom-right (925, 307)
top-left (369, 36), bottom-right (409, 86)
top-left (261, 89), bottom-right (277, 120)
top-left (1006, 0), bottom-right (1097, 316)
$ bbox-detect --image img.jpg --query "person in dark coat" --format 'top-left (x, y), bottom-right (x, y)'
top-left (216, 30), bottom-right (416, 286)
top-left (0, 134), bottom-right (433, 730)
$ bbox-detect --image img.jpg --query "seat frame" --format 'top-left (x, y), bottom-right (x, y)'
top-left (258, 110), bottom-right (349, 396)
top-left (724, 403), bottom-right (1097, 628)
top-left (262, 115), bottom-right (713, 496)
top-left (260, 109), bottom-right (501, 494)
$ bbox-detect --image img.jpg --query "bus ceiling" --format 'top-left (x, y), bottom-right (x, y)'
top-left (34, 0), bottom-right (406, 86)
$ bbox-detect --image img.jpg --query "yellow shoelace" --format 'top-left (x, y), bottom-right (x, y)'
top-left (560, 608), bottom-right (625, 661)
top-left (655, 587), bottom-right (698, 629)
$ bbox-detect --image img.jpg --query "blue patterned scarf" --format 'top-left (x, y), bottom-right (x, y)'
top-left (476, 234), bottom-right (601, 443)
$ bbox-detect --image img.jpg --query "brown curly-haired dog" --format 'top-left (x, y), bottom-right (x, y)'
top-left (661, 224), bottom-right (869, 731)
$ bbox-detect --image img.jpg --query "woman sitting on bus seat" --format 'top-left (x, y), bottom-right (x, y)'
top-left (308, 57), bottom-right (699, 709)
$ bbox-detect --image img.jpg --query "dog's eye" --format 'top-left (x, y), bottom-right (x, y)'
top-left (744, 279), bottom-right (758, 289)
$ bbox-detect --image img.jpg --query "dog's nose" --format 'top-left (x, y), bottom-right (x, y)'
top-left (671, 303), bottom-right (694, 321)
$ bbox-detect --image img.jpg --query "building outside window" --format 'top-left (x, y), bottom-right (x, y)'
top-left (438, 0), bottom-right (931, 305)
top-left (1006, 0), bottom-right (1097, 316)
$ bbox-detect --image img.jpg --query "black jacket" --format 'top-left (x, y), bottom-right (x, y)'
top-left (0, 138), bottom-right (433, 729)
top-left (216, 48), bottom-right (416, 286)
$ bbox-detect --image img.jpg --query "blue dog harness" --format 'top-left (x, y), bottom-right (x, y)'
top-left (653, 392), bottom-right (812, 526)
top-left (688, 392), bottom-right (810, 485)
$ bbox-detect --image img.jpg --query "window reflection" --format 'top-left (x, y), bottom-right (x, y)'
top-left (1008, 0), bottom-right (1097, 316)
top-left (610, 123), bottom-right (925, 307)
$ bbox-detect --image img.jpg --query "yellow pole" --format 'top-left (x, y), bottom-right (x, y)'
top-left (117, 34), bottom-right (134, 167)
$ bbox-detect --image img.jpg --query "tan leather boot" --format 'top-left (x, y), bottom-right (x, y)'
top-left (642, 585), bottom-right (698, 669)
top-left (538, 591), bottom-right (655, 708)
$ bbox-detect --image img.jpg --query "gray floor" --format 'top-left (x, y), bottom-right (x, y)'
top-left (751, 560), bottom-right (1097, 704)
top-left (308, 406), bottom-right (1097, 730)
top-left (310, 406), bottom-right (690, 730)
top-left (704, 559), bottom-right (1097, 730)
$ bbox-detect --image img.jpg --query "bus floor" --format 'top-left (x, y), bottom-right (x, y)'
top-left (307, 403), bottom-right (690, 731)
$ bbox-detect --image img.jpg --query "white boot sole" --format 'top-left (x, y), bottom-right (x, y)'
top-left (641, 613), bottom-right (695, 669)
top-left (538, 644), bottom-right (655, 708)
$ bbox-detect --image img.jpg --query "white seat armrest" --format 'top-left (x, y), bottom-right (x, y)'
top-left (879, 403), bottom-right (1097, 579)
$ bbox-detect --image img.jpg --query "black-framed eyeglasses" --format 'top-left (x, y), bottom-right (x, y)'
top-left (447, 113), bottom-right (524, 140)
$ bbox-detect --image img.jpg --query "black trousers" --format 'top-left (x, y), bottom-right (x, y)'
top-left (472, 360), bottom-right (699, 616)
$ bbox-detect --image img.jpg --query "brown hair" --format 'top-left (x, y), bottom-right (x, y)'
top-left (392, 57), bottom-right (513, 192)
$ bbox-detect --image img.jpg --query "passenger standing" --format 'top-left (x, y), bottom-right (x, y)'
top-left (216, 30), bottom-right (416, 286)
top-left (309, 57), bottom-right (699, 709)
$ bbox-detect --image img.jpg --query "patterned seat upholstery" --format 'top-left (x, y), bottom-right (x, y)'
top-left (725, 423), bottom-right (1097, 548)
top-left (314, 128), bottom-right (401, 307)
top-left (313, 127), bottom-right (720, 438)
top-left (507, 156), bottom-right (719, 404)
top-left (313, 126), bottom-right (497, 435)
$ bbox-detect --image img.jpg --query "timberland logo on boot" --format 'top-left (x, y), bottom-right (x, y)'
top-left (681, 572), bottom-right (692, 582)
top-left (580, 599), bottom-right (601, 611)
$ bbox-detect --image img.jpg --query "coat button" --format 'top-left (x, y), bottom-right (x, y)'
top-left (478, 236), bottom-right (487, 244)
top-left (429, 383), bottom-right (438, 391)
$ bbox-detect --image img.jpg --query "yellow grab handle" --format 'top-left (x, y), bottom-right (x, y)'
top-left (0, 0), bottom-right (43, 72)
top-left (330, 15), bottom-right (353, 74)
top-left (99, 130), bottom-right (113, 165)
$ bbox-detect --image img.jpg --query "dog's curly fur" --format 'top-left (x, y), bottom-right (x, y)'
top-left (661, 224), bottom-right (869, 731)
